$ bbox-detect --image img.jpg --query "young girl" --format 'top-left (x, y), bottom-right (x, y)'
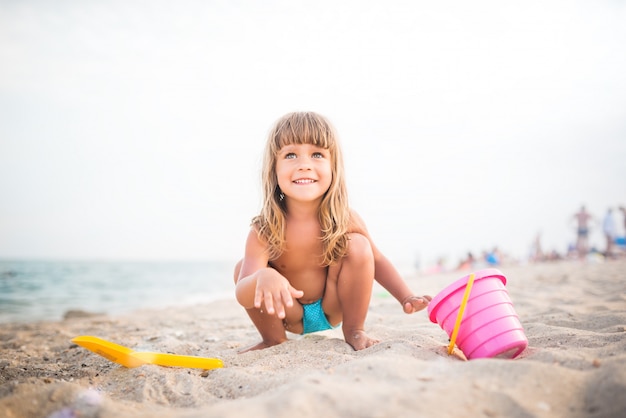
top-left (234, 111), bottom-right (431, 351)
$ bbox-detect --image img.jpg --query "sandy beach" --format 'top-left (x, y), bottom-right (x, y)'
top-left (1, 259), bottom-right (625, 418)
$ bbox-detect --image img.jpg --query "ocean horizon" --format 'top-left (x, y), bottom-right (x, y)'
top-left (0, 259), bottom-right (236, 324)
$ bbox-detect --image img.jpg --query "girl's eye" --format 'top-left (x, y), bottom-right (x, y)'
top-left (312, 152), bottom-right (324, 159)
top-left (285, 152), bottom-right (296, 159)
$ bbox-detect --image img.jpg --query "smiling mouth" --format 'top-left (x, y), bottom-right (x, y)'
top-left (293, 179), bottom-right (316, 184)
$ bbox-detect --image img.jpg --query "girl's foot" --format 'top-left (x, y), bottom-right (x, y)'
top-left (344, 329), bottom-right (379, 351)
top-left (238, 338), bottom-right (286, 353)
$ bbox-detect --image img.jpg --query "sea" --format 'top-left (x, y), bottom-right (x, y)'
top-left (0, 259), bottom-right (236, 324)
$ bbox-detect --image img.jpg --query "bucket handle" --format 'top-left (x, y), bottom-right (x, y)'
top-left (448, 272), bottom-right (476, 355)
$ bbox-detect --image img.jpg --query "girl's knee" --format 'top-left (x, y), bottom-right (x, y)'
top-left (347, 233), bottom-right (374, 264)
top-left (233, 259), bottom-right (243, 284)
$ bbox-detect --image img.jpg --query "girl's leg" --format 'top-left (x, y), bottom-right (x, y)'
top-left (323, 233), bottom-right (378, 351)
top-left (239, 309), bottom-right (289, 352)
top-left (233, 260), bottom-right (290, 352)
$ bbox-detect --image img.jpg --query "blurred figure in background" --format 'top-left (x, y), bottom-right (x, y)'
top-left (602, 208), bottom-right (617, 258)
top-left (529, 232), bottom-right (543, 262)
top-left (573, 205), bottom-right (592, 258)
top-left (457, 252), bottom-right (476, 271)
top-left (615, 206), bottom-right (626, 254)
top-left (483, 247), bottom-right (501, 266)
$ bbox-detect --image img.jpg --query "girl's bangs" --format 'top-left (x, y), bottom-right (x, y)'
top-left (273, 114), bottom-right (334, 150)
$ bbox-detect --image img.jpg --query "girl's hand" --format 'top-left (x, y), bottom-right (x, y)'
top-left (254, 269), bottom-right (304, 319)
top-left (402, 295), bottom-right (433, 314)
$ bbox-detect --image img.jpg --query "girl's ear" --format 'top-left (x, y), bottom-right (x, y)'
top-left (276, 187), bottom-right (284, 201)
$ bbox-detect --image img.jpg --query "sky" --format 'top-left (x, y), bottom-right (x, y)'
top-left (1, 0), bottom-right (625, 271)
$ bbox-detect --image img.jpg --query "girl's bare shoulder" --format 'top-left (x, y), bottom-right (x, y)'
top-left (245, 224), bottom-right (268, 248)
top-left (348, 209), bottom-right (369, 235)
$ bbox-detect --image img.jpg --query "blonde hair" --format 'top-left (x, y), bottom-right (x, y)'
top-left (252, 111), bottom-right (350, 266)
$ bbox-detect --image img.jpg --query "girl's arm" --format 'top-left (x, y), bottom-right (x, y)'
top-left (235, 228), bottom-right (303, 318)
top-left (350, 210), bottom-right (431, 313)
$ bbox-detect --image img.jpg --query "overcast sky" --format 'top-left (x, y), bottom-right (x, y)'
top-left (1, 0), bottom-right (625, 270)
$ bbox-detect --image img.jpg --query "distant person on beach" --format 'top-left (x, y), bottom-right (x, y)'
top-left (573, 205), bottom-right (592, 258)
top-left (602, 208), bottom-right (617, 257)
top-left (457, 252), bottom-right (475, 271)
top-left (530, 232), bottom-right (543, 262)
top-left (233, 112), bottom-right (431, 352)
top-left (484, 247), bottom-right (501, 266)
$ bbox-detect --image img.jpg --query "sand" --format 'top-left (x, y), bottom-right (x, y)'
top-left (1, 259), bottom-right (625, 418)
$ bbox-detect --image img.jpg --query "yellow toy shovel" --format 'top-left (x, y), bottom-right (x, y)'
top-left (72, 336), bottom-right (224, 370)
top-left (447, 272), bottom-right (475, 356)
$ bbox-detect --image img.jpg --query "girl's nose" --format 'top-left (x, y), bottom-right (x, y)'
top-left (297, 157), bottom-right (312, 170)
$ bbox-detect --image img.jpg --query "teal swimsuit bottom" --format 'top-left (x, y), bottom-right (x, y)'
top-left (301, 299), bottom-right (340, 334)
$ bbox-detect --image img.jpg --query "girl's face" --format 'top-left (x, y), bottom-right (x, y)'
top-left (275, 143), bottom-right (332, 206)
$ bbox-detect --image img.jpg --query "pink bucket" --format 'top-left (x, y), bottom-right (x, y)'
top-left (427, 269), bottom-right (528, 359)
